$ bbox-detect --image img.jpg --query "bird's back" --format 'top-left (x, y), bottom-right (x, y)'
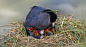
top-left (24, 12), bottom-right (50, 29)
top-left (26, 6), bottom-right (45, 20)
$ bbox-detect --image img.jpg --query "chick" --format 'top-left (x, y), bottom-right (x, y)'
top-left (44, 29), bottom-right (53, 36)
top-left (29, 27), bottom-right (41, 39)
top-left (51, 28), bottom-right (55, 34)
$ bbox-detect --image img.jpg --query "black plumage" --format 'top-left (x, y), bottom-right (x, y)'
top-left (24, 6), bottom-right (57, 38)
top-left (24, 12), bottom-right (50, 29)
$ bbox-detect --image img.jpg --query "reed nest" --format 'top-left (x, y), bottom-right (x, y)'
top-left (0, 15), bottom-right (86, 47)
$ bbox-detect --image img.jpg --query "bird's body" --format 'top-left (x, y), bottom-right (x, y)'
top-left (24, 6), bottom-right (57, 39)
top-left (24, 13), bottom-right (50, 29)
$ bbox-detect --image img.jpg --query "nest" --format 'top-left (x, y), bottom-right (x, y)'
top-left (0, 15), bottom-right (86, 47)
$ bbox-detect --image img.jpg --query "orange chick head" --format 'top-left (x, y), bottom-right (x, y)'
top-left (51, 28), bottom-right (54, 31)
top-left (51, 28), bottom-right (55, 34)
top-left (45, 29), bottom-right (49, 32)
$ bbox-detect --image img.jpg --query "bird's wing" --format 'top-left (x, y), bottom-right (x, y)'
top-left (24, 17), bottom-right (37, 28)
top-left (43, 9), bottom-right (57, 22)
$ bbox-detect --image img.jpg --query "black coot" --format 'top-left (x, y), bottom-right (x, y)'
top-left (24, 6), bottom-right (57, 39)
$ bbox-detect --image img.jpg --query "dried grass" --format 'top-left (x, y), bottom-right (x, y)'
top-left (0, 15), bottom-right (86, 47)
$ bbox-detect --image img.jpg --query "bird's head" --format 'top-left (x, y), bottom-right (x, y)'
top-left (29, 27), bottom-right (34, 31)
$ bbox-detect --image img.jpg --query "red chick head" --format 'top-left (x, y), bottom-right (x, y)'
top-left (29, 27), bottom-right (34, 31)
top-left (35, 31), bottom-right (38, 36)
